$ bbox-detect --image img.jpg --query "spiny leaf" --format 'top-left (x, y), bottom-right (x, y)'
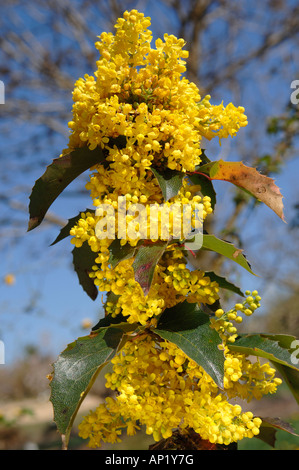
top-left (199, 159), bottom-right (285, 222)
top-left (108, 238), bottom-right (138, 269)
top-left (157, 300), bottom-right (210, 331)
top-left (204, 271), bottom-right (244, 297)
top-left (49, 327), bottom-right (124, 447)
top-left (229, 333), bottom-right (299, 370)
top-left (28, 147), bottom-right (105, 231)
top-left (149, 167), bottom-right (185, 201)
top-left (188, 171), bottom-right (216, 209)
top-left (258, 417), bottom-right (299, 448)
top-left (92, 312), bottom-right (127, 330)
top-left (156, 301), bottom-right (225, 388)
top-left (28, 136), bottom-right (126, 231)
top-left (269, 362), bottom-right (299, 405)
top-left (103, 290), bottom-right (120, 310)
top-left (92, 314), bottom-right (140, 333)
top-left (241, 334), bottom-right (299, 404)
top-left (132, 240), bottom-right (169, 295)
top-left (50, 209), bottom-right (95, 246)
top-left (202, 234), bottom-right (255, 275)
top-left (72, 242), bottom-right (98, 300)
top-left (199, 149), bottom-right (211, 165)
top-left (92, 292), bottom-right (135, 331)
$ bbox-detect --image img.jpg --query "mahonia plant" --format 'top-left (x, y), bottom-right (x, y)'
top-left (28, 10), bottom-right (299, 450)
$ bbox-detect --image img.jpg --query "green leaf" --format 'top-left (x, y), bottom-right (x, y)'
top-left (28, 147), bottom-right (105, 231)
top-left (257, 417), bottom-right (299, 448)
top-left (188, 172), bottom-right (216, 209)
top-left (229, 333), bottom-right (299, 370)
top-left (72, 242), bottom-right (98, 300)
top-left (132, 241), bottom-right (169, 295)
top-left (49, 327), bottom-right (124, 447)
top-left (92, 313), bottom-right (127, 330)
top-left (149, 167), bottom-right (185, 201)
top-left (262, 333), bottom-right (297, 350)
top-left (204, 271), bottom-right (244, 297)
top-left (92, 314), bottom-right (140, 333)
top-left (231, 333), bottom-right (299, 406)
top-left (92, 292), bottom-right (133, 331)
top-left (270, 362), bottom-right (299, 405)
top-left (103, 291), bottom-right (120, 310)
top-left (157, 300), bottom-right (209, 331)
top-left (201, 234), bottom-right (255, 275)
top-left (50, 209), bottom-right (95, 246)
top-left (198, 149), bottom-right (211, 165)
top-left (108, 238), bottom-right (138, 269)
top-left (196, 161), bottom-right (217, 176)
top-left (28, 136), bottom-right (126, 232)
top-left (156, 301), bottom-right (225, 388)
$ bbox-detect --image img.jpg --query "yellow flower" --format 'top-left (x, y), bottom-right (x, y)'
top-left (64, 8), bottom-right (247, 327)
top-left (62, 10), bottom-right (280, 450)
top-left (78, 332), bottom-right (278, 448)
top-left (62, 9), bottom-right (247, 173)
top-left (3, 273), bottom-right (15, 285)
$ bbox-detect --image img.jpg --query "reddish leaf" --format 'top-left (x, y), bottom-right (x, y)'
top-left (132, 241), bottom-right (168, 295)
top-left (199, 160), bottom-right (285, 222)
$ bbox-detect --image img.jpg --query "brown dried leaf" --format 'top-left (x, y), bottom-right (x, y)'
top-left (202, 160), bottom-right (285, 222)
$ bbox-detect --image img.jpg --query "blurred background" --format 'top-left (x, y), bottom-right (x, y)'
top-left (0, 0), bottom-right (299, 450)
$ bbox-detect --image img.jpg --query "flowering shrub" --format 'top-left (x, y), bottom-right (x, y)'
top-left (28, 10), bottom-right (298, 450)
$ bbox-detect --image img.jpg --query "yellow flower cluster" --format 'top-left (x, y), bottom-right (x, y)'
top-left (69, 190), bottom-right (217, 324)
top-left (224, 353), bottom-right (282, 401)
top-left (89, 244), bottom-right (219, 325)
top-left (70, 179), bottom-right (213, 249)
top-left (162, 260), bottom-right (219, 304)
top-left (63, 10), bottom-right (278, 449)
top-left (66, 10), bottom-right (247, 324)
top-left (210, 290), bottom-right (282, 400)
top-left (211, 290), bottom-right (263, 343)
top-left (78, 330), bottom-right (281, 448)
top-left (64, 10), bottom-right (247, 172)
